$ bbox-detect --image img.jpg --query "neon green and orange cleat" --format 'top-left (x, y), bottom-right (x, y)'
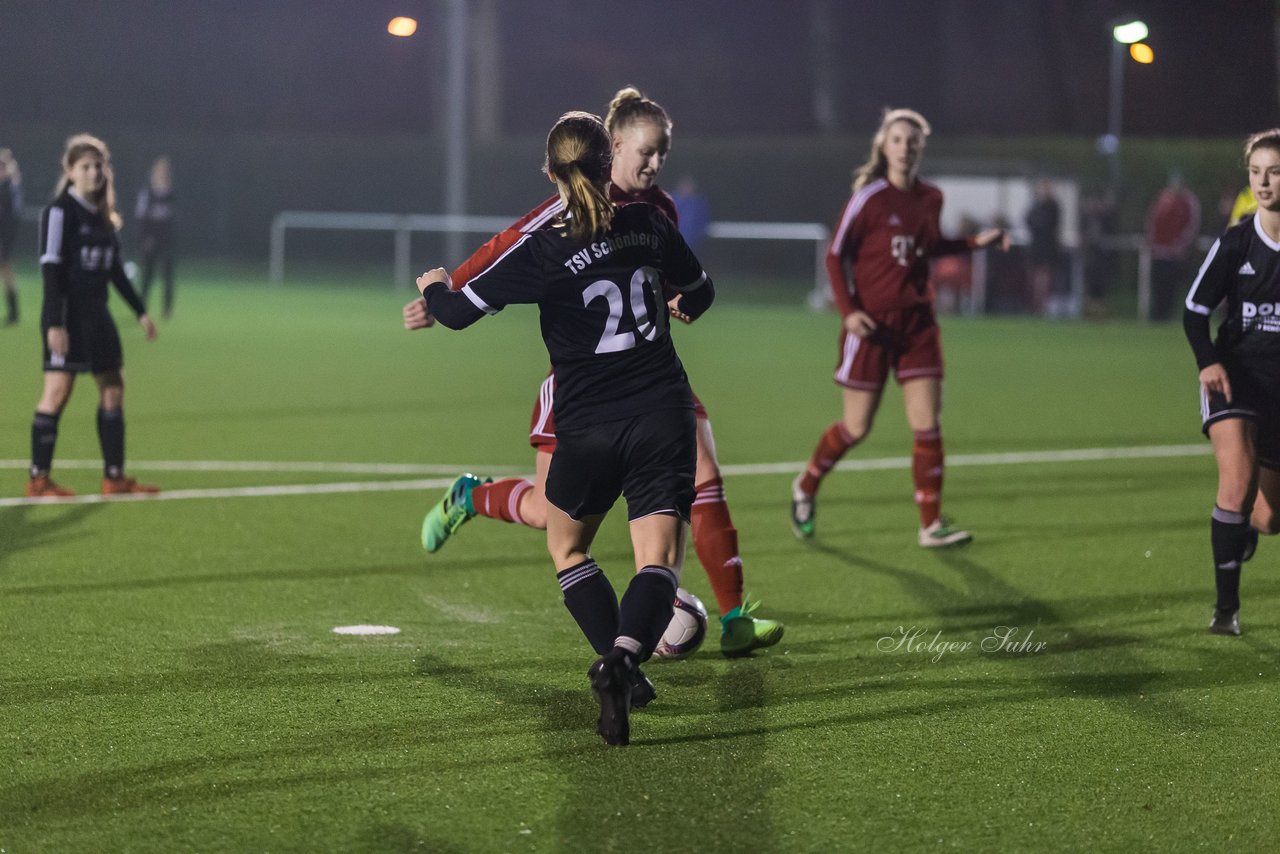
top-left (719, 595), bottom-right (785, 657)
top-left (421, 473), bottom-right (488, 553)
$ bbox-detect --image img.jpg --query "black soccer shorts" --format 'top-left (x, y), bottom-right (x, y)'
top-left (1201, 358), bottom-right (1280, 470)
top-left (42, 303), bottom-right (124, 374)
top-left (546, 406), bottom-right (697, 522)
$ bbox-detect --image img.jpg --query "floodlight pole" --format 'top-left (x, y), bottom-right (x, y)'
top-left (1107, 34), bottom-right (1124, 194)
top-left (444, 0), bottom-right (468, 265)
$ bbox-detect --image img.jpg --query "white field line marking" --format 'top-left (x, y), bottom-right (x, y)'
top-left (0, 477), bottom-right (458, 507)
top-left (0, 444), bottom-right (1211, 508)
top-left (720, 443), bottom-right (1212, 476)
top-left (0, 459), bottom-right (517, 475)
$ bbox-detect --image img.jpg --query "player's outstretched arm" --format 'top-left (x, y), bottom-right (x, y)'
top-left (972, 228), bottom-right (1010, 251)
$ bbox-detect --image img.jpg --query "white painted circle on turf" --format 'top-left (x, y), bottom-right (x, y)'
top-left (332, 625), bottom-right (401, 635)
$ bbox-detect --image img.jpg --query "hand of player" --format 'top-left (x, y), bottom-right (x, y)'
top-left (139, 314), bottom-right (158, 341)
top-left (1200, 363), bottom-right (1232, 403)
top-left (46, 326), bottom-right (68, 356)
top-left (668, 296), bottom-right (693, 324)
top-left (416, 267), bottom-right (450, 297)
top-left (843, 310), bottom-right (877, 338)
top-left (974, 228), bottom-right (1010, 251)
top-left (403, 297), bottom-right (435, 330)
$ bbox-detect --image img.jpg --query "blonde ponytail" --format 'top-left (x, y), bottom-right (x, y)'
top-left (544, 111), bottom-right (615, 242)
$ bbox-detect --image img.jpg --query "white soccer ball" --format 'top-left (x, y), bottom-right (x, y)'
top-left (653, 588), bottom-right (708, 660)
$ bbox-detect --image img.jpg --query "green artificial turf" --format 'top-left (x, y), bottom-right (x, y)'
top-left (1, 265), bottom-right (1276, 851)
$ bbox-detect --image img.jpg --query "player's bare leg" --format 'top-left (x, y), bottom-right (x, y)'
top-left (1207, 419), bottom-right (1259, 635)
top-left (903, 377), bottom-right (969, 547)
top-left (792, 387), bottom-right (879, 539)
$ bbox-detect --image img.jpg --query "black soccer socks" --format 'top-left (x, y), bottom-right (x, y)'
top-left (557, 559), bottom-right (619, 655)
top-left (1211, 506), bottom-right (1250, 611)
top-left (97, 408), bottom-right (125, 479)
top-left (30, 411), bottom-right (60, 476)
top-left (618, 565), bottom-right (679, 661)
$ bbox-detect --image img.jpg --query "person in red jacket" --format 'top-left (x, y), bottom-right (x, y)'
top-left (405, 87), bottom-right (783, 658)
top-left (791, 108), bottom-right (1007, 547)
top-left (1146, 171), bottom-right (1202, 321)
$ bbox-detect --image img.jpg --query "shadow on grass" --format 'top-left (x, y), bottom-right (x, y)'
top-left (794, 540), bottom-right (1239, 731)
top-left (0, 503), bottom-right (105, 571)
top-left (1, 553), bottom-right (536, 597)
top-left (416, 648), bottom-right (781, 852)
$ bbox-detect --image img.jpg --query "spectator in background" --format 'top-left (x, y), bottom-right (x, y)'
top-left (136, 156), bottom-right (176, 319)
top-left (1025, 179), bottom-right (1062, 315)
top-left (1081, 187), bottom-right (1118, 319)
top-left (1145, 170), bottom-right (1201, 321)
top-left (984, 214), bottom-right (1028, 314)
top-left (0, 149), bottom-right (22, 325)
top-left (670, 174), bottom-right (710, 252)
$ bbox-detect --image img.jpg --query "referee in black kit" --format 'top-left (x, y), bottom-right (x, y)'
top-left (415, 111), bottom-right (714, 746)
top-left (27, 134), bottom-right (159, 499)
top-left (1185, 128), bottom-right (1280, 636)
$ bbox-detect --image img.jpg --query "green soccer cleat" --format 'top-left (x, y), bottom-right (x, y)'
top-left (918, 517), bottom-right (973, 548)
top-left (421, 473), bottom-right (487, 553)
top-left (790, 474), bottom-right (815, 540)
top-left (719, 595), bottom-right (785, 658)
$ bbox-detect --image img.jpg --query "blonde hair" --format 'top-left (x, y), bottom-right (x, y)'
top-left (55, 133), bottom-right (121, 230)
top-left (544, 111), bottom-right (615, 242)
top-left (852, 108), bottom-right (931, 192)
top-left (1244, 128), bottom-right (1280, 163)
top-left (604, 86), bottom-right (672, 138)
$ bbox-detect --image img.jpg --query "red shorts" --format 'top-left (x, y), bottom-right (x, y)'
top-left (530, 373), bottom-right (707, 452)
top-left (834, 305), bottom-right (943, 392)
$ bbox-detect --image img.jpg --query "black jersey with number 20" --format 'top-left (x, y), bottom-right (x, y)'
top-left (437, 202), bottom-right (713, 432)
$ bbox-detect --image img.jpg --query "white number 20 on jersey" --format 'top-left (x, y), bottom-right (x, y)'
top-left (582, 266), bottom-right (667, 354)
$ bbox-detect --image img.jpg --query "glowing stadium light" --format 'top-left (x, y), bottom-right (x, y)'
top-left (387, 16), bottom-right (418, 37)
top-left (1112, 20), bottom-right (1148, 44)
top-left (1130, 43), bottom-right (1154, 64)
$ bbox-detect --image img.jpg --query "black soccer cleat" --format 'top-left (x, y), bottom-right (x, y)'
top-left (629, 666), bottom-right (656, 709)
top-left (588, 650), bottom-right (633, 746)
top-left (1209, 607), bottom-right (1241, 636)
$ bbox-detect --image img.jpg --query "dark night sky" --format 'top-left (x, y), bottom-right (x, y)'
top-left (1, 0), bottom-right (1275, 139)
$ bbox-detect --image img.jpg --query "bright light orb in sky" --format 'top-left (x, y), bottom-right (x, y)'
top-left (387, 17), bottom-right (418, 37)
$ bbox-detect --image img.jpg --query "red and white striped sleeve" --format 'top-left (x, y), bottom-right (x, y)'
top-left (448, 195), bottom-right (563, 290)
top-left (825, 179), bottom-right (882, 317)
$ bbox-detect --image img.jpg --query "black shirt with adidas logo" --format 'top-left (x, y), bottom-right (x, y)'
top-left (1184, 213), bottom-right (1280, 370)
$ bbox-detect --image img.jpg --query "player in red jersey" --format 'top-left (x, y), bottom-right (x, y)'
top-left (790, 108), bottom-right (1007, 547)
top-left (405, 87), bottom-right (783, 657)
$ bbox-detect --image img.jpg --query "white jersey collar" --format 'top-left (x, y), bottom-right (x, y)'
top-left (1253, 212), bottom-right (1280, 252)
top-left (68, 187), bottom-right (100, 214)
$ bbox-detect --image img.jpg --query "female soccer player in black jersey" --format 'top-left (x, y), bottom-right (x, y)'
top-left (0, 149), bottom-right (22, 325)
top-left (1184, 128), bottom-right (1280, 635)
top-left (27, 134), bottom-right (158, 498)
top-left (416, 112), bottom-right (714, 746)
